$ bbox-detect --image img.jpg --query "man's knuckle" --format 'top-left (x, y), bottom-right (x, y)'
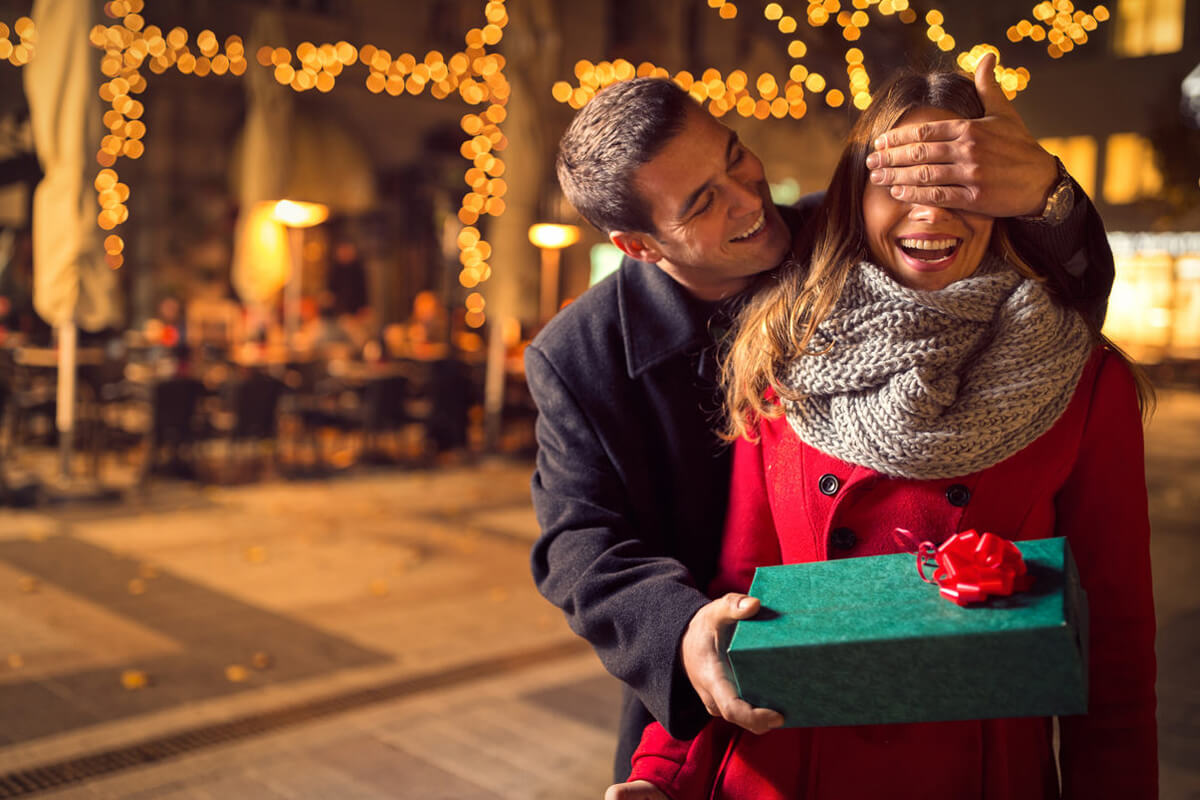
top-left (912, 142), bottom-right (927, 163)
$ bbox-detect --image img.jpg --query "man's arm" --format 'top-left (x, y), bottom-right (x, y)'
top-left (867, 53), bottom-right (1113, 327)
top-left (525, 342), bottom-right (714, 739)
top-left (1006, 176), bottom-right (1113, 330)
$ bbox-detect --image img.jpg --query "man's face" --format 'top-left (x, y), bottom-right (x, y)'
top-left (613, 108), bottom-right (791, 301)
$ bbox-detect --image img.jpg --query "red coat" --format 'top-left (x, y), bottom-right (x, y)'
top-left (629, 347), bottom-right (1157, 799)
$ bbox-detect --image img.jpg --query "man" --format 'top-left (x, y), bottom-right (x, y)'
top-left (527, 54), bottom-right (1112, 780)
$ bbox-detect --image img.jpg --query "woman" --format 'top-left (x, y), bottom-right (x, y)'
top-left (607, 68), bottom-right (1157, 800)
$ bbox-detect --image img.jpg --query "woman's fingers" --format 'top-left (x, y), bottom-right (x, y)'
top-left (604, 780), bottom-right (669, 800)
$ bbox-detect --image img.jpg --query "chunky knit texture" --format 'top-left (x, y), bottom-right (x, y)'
top-left (780, 256), bottom-right (1093, 479)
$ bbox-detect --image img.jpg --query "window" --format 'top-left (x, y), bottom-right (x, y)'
top-left (1104, 251), bottom-right (1174, 361)
top-left (1038, 136), bottom-right (1098, 198)
top-left (1114, 0), bottom-right (1185, 56)
top-left (1103, 133), bottom-right (1164, 204)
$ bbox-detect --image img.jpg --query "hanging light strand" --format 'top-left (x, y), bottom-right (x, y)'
top-left (83, 0), bottom-right (508, 320)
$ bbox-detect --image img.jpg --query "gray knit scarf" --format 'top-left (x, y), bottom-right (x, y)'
top-left (780, 255), bottom-right (1093, 479)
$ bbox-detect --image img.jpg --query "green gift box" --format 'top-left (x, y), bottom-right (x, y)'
top-left (727, 537), bottom-right (1088, 727)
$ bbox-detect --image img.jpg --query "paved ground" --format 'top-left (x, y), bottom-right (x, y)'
top-left (0, 388), bottom-right (1197, 799)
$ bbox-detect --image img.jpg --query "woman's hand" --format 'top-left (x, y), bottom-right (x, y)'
top-left (604, 780), bottom-right (669, 800)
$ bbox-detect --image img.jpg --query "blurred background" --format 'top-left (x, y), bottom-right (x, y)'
top-left (0, 0), bottom-right (1197, 798)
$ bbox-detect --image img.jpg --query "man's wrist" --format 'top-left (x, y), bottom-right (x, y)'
top-left (1017, 156), bottom-right (1075, 226)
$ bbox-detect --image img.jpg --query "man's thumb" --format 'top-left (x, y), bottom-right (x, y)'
top-left (731, 594), bottom-right (760, 616)
top-left (974, 52), bottom-right (1012, 113)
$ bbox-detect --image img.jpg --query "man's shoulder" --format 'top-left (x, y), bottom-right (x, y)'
top-left (527, 269), bottom-right (626, 380)
top-left (531, 268), bottom-right (623, 350)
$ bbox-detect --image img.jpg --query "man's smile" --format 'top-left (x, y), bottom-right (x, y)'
top-left (730, 210), bottom-right (766, 243)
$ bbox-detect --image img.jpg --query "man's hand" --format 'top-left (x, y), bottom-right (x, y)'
top-left (604, 780), bottom-right (668, 800)
top-left (865, 52), bottom-right (1058, 217)
top-left (681, 593), bottom-right (785, 734)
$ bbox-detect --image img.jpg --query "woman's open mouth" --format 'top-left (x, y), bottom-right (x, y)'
top-left (896, 236), bottom-right (961, 268)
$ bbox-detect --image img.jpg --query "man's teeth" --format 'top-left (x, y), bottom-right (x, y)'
top-left (732, 213), bottom-right (765, 242)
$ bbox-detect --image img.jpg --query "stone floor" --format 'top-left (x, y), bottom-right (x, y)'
top-left (0, 388), bottom-right (1196, 799)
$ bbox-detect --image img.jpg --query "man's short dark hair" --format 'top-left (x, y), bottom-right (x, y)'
top-left (556, 77), bottom-right (695, 235)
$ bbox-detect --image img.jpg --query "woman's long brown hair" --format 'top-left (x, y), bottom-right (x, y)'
top-left (721, 68), bottom-right (1152, 441)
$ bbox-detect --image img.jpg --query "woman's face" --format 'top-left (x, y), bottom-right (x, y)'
top-left (862, 106), bottom-right (995, 291)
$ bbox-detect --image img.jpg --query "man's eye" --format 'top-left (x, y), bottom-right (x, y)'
top-left (694, 194), bottom-right (714, 216)
top-left (731, 147), bottom-right (745, 165)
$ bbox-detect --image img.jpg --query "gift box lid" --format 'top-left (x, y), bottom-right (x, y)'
top-left (727, 537), bottom-right (1089, 726)
top-left (732, 537), bottom-right (1077, 648)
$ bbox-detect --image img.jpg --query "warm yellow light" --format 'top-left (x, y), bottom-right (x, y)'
top-left (272, 200), bottom-right (329, 228)
top-left (528, 223), bottom-right (581, 250)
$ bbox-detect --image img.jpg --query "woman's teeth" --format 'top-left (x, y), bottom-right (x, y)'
top-left (732, 213), bottom-right (765, 242)
top-left (898, 237), bottom-right (960, 262)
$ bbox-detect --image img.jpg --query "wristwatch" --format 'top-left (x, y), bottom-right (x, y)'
top-left (1018, 156), bottom-right (1075, 226)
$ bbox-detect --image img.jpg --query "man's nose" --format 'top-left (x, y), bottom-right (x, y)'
top-left (728, 178), bottom-right (761, 214)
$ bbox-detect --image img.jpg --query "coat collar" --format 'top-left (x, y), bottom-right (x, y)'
top-left (616, 257), bottom-right (715, 379)
top-left (614, 204), bottom-right (811, 380)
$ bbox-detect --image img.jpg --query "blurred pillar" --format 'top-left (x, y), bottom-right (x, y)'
top-left (483, 0), bottom-right (561, 450)
top-left (24, 0), bottom-right (115, 480)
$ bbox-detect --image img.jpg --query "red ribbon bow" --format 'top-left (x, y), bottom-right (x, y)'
top-left (917, 530), bottom-right (1032, 606)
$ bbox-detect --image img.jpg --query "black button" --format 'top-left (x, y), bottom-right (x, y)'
top-left (818, 474), bottom-right (840, 496)
top-left (945, 484), bottom-right (971, 507)
top-left (830, 527), bottom-right (857, 550)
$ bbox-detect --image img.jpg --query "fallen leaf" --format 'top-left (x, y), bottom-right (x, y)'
top-left (121, 670), bottom-right (149, 690)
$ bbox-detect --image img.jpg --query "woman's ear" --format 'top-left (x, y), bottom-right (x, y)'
top-left (609, 231), bottom-right (664, 264)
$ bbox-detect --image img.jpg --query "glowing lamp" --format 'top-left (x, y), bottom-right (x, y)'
top-left (528, 223), bottom-right (580, 250)
top-left (528, 224), bottom-right (582, 323)
top-left (272, 199), bottom-right (329, 228)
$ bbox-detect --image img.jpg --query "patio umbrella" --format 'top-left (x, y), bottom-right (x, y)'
top-left (230, 11), bottom-right (376, 310)
top-left (23, 0), bottom-right (117, 477)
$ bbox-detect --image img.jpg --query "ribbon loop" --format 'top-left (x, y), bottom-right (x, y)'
top-left (914, 530), bottom-right (1032, 606)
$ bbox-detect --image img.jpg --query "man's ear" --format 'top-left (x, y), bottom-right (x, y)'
top-left (609, 230), bottom-right (664, 264)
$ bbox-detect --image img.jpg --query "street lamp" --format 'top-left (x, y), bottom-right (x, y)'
top-left (528, 223), bottom-right (581, 323)
top-left (272, 200), bottom-right (329, 351)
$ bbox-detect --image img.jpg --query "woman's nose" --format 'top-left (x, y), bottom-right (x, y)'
top-left (908, 202), bottom-right (954, 222)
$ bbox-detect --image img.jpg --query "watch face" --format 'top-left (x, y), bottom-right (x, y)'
top-left (1034, 160), bottom-right (1073, 225)
top-left (1045, 179), bottom-right (1073, 225)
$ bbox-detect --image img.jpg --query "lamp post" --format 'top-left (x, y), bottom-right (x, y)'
top-left (528, 223), bottom-right (580, 323)
top-left (272, 199), bottom-right (329, 352)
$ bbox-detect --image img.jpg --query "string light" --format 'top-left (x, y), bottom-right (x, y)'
top-left (0, 17), bottom-right (37, 66)
top-left (551, 0), bottom-right (1110, 117)
top-left (1006, 2), bottom-right (1107, 59)
top-left (77, 0), bottom-right (508, 318)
